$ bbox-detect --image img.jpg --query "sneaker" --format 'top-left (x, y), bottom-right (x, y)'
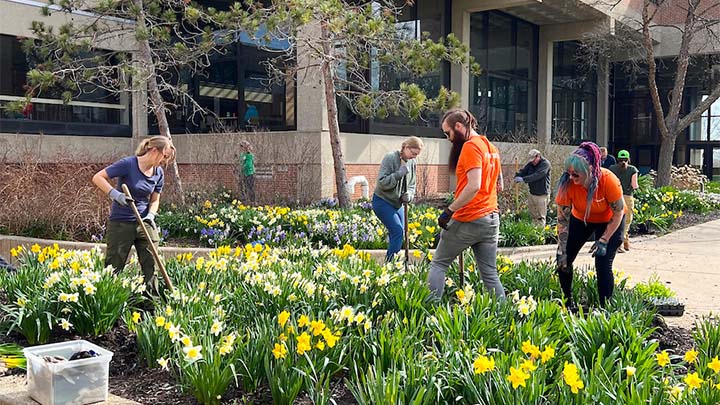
top-left (617, 247), bottom-right (626, 253)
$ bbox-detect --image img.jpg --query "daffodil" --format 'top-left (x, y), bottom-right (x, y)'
top-left (684, 349), bottom-right (698, 364)
top-left (708, 356), bottom-right (720, 374)
top-left (472, 355), bottom-right (495, 375)
top-left (656, 351), bottom-right (670, 367)
top-left (626, 366), bottom-right (636, 377)
top-left (296, 332), bottom-right (312, 355)
top-left (157, 357), bottom-right (169, 370)
top-left (540, 346), bottom-right (555, 364)
top-left (278, 310), bottom-right (290, 328)
top-left (183, 345), bottom-right (203, 361)
top-left (298, 314), bottom-right (310, 328)
top-left (210, 320), bottom-right (223, 336)
top-left (155, 316), bottom-right (166, 327)
top-left (181, 336), bottom-right (193, 347)
top-left (272, 343), bottom-right (287, 359)
top-left (684, 372), bottom-right (703, 390)
top-left (521, 340), bottom-right (541, 359)
top-left (132, 312), bottom-right (141, 324)
top-left (520, 359), bottom-right (537, 373)
top-left (59, 319), bottom-right (72, 331)
top-left (507, 366), bottom-right (530, 389)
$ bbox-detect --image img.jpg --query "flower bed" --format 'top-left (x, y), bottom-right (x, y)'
top-left (3, 244), bottom-right (720, 404)
top-left (157, 199), bottom-right (558, 249)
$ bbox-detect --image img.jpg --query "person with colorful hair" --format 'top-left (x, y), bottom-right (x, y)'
top-left (427, 108), bottom-right (505, 300)
top-left (555, 142), bottom-right (625, 308)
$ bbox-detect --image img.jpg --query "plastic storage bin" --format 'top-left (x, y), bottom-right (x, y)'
top-left (24, 340), bottom-right (113, 405)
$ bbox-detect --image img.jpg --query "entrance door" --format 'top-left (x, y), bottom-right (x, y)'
top-left (713, 148), bottom-right (720, 181)
top-left (688, 146), bottom-right (720, 181)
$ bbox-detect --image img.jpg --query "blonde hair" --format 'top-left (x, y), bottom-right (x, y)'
top-left (402, 136), bottom-right (424, 150)
top-left (136, 136), bottom-right (176, 162)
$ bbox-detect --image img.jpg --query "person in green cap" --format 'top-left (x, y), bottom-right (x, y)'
top-left (609, 150), bottom-right (638, 252)
top-left (238, 141), bottom-right (256, 203)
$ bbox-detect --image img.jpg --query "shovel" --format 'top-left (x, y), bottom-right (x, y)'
top-left (403, 200), bottom-right (410, 272)
top-left (121, 184), bottom-right (174, 291)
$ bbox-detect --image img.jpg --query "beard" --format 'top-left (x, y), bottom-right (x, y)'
top-left (448, 137), bottom-right (467, 172)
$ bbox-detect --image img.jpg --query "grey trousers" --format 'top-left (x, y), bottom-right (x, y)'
top-left (427, 212), bottom-right (505, 300)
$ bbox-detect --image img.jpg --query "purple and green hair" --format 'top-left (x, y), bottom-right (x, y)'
top-left (557, 142), bottom-right (603, 222)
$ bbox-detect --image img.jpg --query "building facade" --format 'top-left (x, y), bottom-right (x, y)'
top-left (2, 0), bottom-right (719, 201)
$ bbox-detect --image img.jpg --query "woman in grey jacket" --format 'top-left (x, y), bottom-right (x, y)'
top-left (372, 136), bottom-right (424, 261)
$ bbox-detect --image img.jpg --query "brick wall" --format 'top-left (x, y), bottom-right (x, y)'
top-left (626, 0), bottom-right (720, 25)
top-left (344, 164), bottom-right (451, 200)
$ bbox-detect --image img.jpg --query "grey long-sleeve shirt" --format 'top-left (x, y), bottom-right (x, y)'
top-left (516, 157), bottom-right (551, 196)
top-left (374, 150), bottom-right (417, 209)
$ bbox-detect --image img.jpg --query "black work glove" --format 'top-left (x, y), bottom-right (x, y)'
top-left (437, 207), bottom-right (454, 230)
top-left (400, 193), bottom-right (410, 204)
top-left (590, 240), bottom-right (608, 257)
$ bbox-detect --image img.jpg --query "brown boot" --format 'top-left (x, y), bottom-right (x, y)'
top-left (623, 240), bottom-right (630, 251)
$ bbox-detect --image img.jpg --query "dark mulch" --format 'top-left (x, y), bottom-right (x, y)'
top-left (668, 210), bottom-right (720, 232)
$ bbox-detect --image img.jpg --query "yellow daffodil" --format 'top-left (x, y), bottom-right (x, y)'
top-left (278, 310), bottom-right (290, 328)
top-left (315, 341), bottom-right (325, 351)
top-left (708, 356), bottom-right (720, 374)
top-left (272, 343), bottom-right (288, 359)
top-left (521, 340), bottom-right (541, 359)
top-left (684, 372), bottom-right (703, 390)
top-left (181, 336), bottom-right (193, 347)
top-left (626, 366), bottom-right (636, 377)
top-left (684, 349), bottom-right (698, 364)
top-left (31, 244), bottom-right (41, 253)
top-left (472, 355), bottom-right (495, 375)
top-left (310, 320), bottom-right (326, 336)
top-left (520, 359), bottom-right (537, 373)
top-left (656, 351), bottom-right (670, 367)
top-left (322, 329), bottom-right (340, 348)
top-left (669, 385), bottom-right (683, 400)
top-left (507, 366), bottom-right (530, 389)
top-left (132, 312), bottom-right (141, 324)
top-left (296, 332), bottom-right (312, 355)
top-left (155, 316), bottom-right (166, 327)
top-left (563, 362), bottom-right (584, 394)
top-left (540, 346), bottom-right (555, 364)
top-left (298, 315), bottom-right (309, 328)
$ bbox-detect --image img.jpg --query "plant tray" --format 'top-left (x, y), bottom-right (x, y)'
top-left (648, 298), bottom-right (685, 317)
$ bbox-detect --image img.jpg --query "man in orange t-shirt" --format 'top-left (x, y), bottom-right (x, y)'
top-left (555, 142), bottom-right (626, 309)
top-left (427, 109), bottom-right (505, 300)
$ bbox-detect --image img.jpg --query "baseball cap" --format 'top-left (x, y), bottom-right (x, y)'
top-left (617, 150), bottom-right (630, 159)
top-left (528, 149), bottom-right (541, 159)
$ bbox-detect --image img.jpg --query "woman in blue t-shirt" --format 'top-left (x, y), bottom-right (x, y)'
top-left (92, 136), bottom-right (175, 295)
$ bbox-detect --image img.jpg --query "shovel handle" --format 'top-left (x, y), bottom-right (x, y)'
top-left (121, 184), bottom-right (174, 291)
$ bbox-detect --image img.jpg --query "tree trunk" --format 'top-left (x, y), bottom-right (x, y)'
top-left (320, 22), bottom-right (351, 208)
top-left (134, 0), bottom-right (185, 204)
top-left (656, 132), bottom-right (677, 187)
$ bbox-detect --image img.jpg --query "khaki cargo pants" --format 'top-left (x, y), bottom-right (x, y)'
top-left (105, 220), bottom-right (160, 296)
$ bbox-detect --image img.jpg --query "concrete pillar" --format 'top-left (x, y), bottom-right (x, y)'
top-left (450, 3), bottom-right (471, 108)
top-left (294, 23), bottom-right (334, 199)
top-left (596, 56), bottom-right (610, 147)
top-left (537, 30), bottom-right (554, 147)
top-left (131, 53), bottom-right (148, 152)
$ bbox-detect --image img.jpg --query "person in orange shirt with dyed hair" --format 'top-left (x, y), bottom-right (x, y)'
top-left (427, 108), bottom-right (505, 300)
top-left (556, 142), bottom-right (625, 309)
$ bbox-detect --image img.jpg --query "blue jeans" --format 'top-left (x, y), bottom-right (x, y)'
top-left (372, 194), bottom-right (404, 261)
top-left (427, 212), bottom-right (505, 300)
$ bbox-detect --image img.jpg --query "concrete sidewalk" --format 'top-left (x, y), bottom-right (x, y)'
top-left (504, 219), bottom-right (720, 329)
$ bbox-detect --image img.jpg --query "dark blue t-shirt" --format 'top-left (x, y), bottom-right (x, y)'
top-left (105, 156), bottom-right (164, 222)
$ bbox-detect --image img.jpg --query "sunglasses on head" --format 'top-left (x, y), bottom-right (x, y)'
top-left (442, 130), bottom-right (451, 138)
top-left (567, 170), bottom-right (581, 179)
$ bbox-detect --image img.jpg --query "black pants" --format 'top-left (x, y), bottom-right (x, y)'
top-left (558, 215), bottom-right (624, 307)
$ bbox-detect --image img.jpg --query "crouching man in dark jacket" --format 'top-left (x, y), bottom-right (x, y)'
top-left (515, 149), bottom-right (552, 227)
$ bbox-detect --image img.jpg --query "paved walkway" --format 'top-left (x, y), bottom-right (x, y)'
top-left (503, 219), bottom-right (720, 329)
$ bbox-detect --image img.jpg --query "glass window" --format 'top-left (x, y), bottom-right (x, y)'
top-left (0, 34), bottom-right (130, 136)
top-left (551, 41), bottom-right (596, 142)
top-left (469, 11), bottom-right (538, 140)
top-left (366, 0), bottom-right (449, 136)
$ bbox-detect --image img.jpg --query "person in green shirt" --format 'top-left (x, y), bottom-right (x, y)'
top-left (609, 149), bottom-right (639, 252)
top-left (238, 141), bottom-right (256, 203)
